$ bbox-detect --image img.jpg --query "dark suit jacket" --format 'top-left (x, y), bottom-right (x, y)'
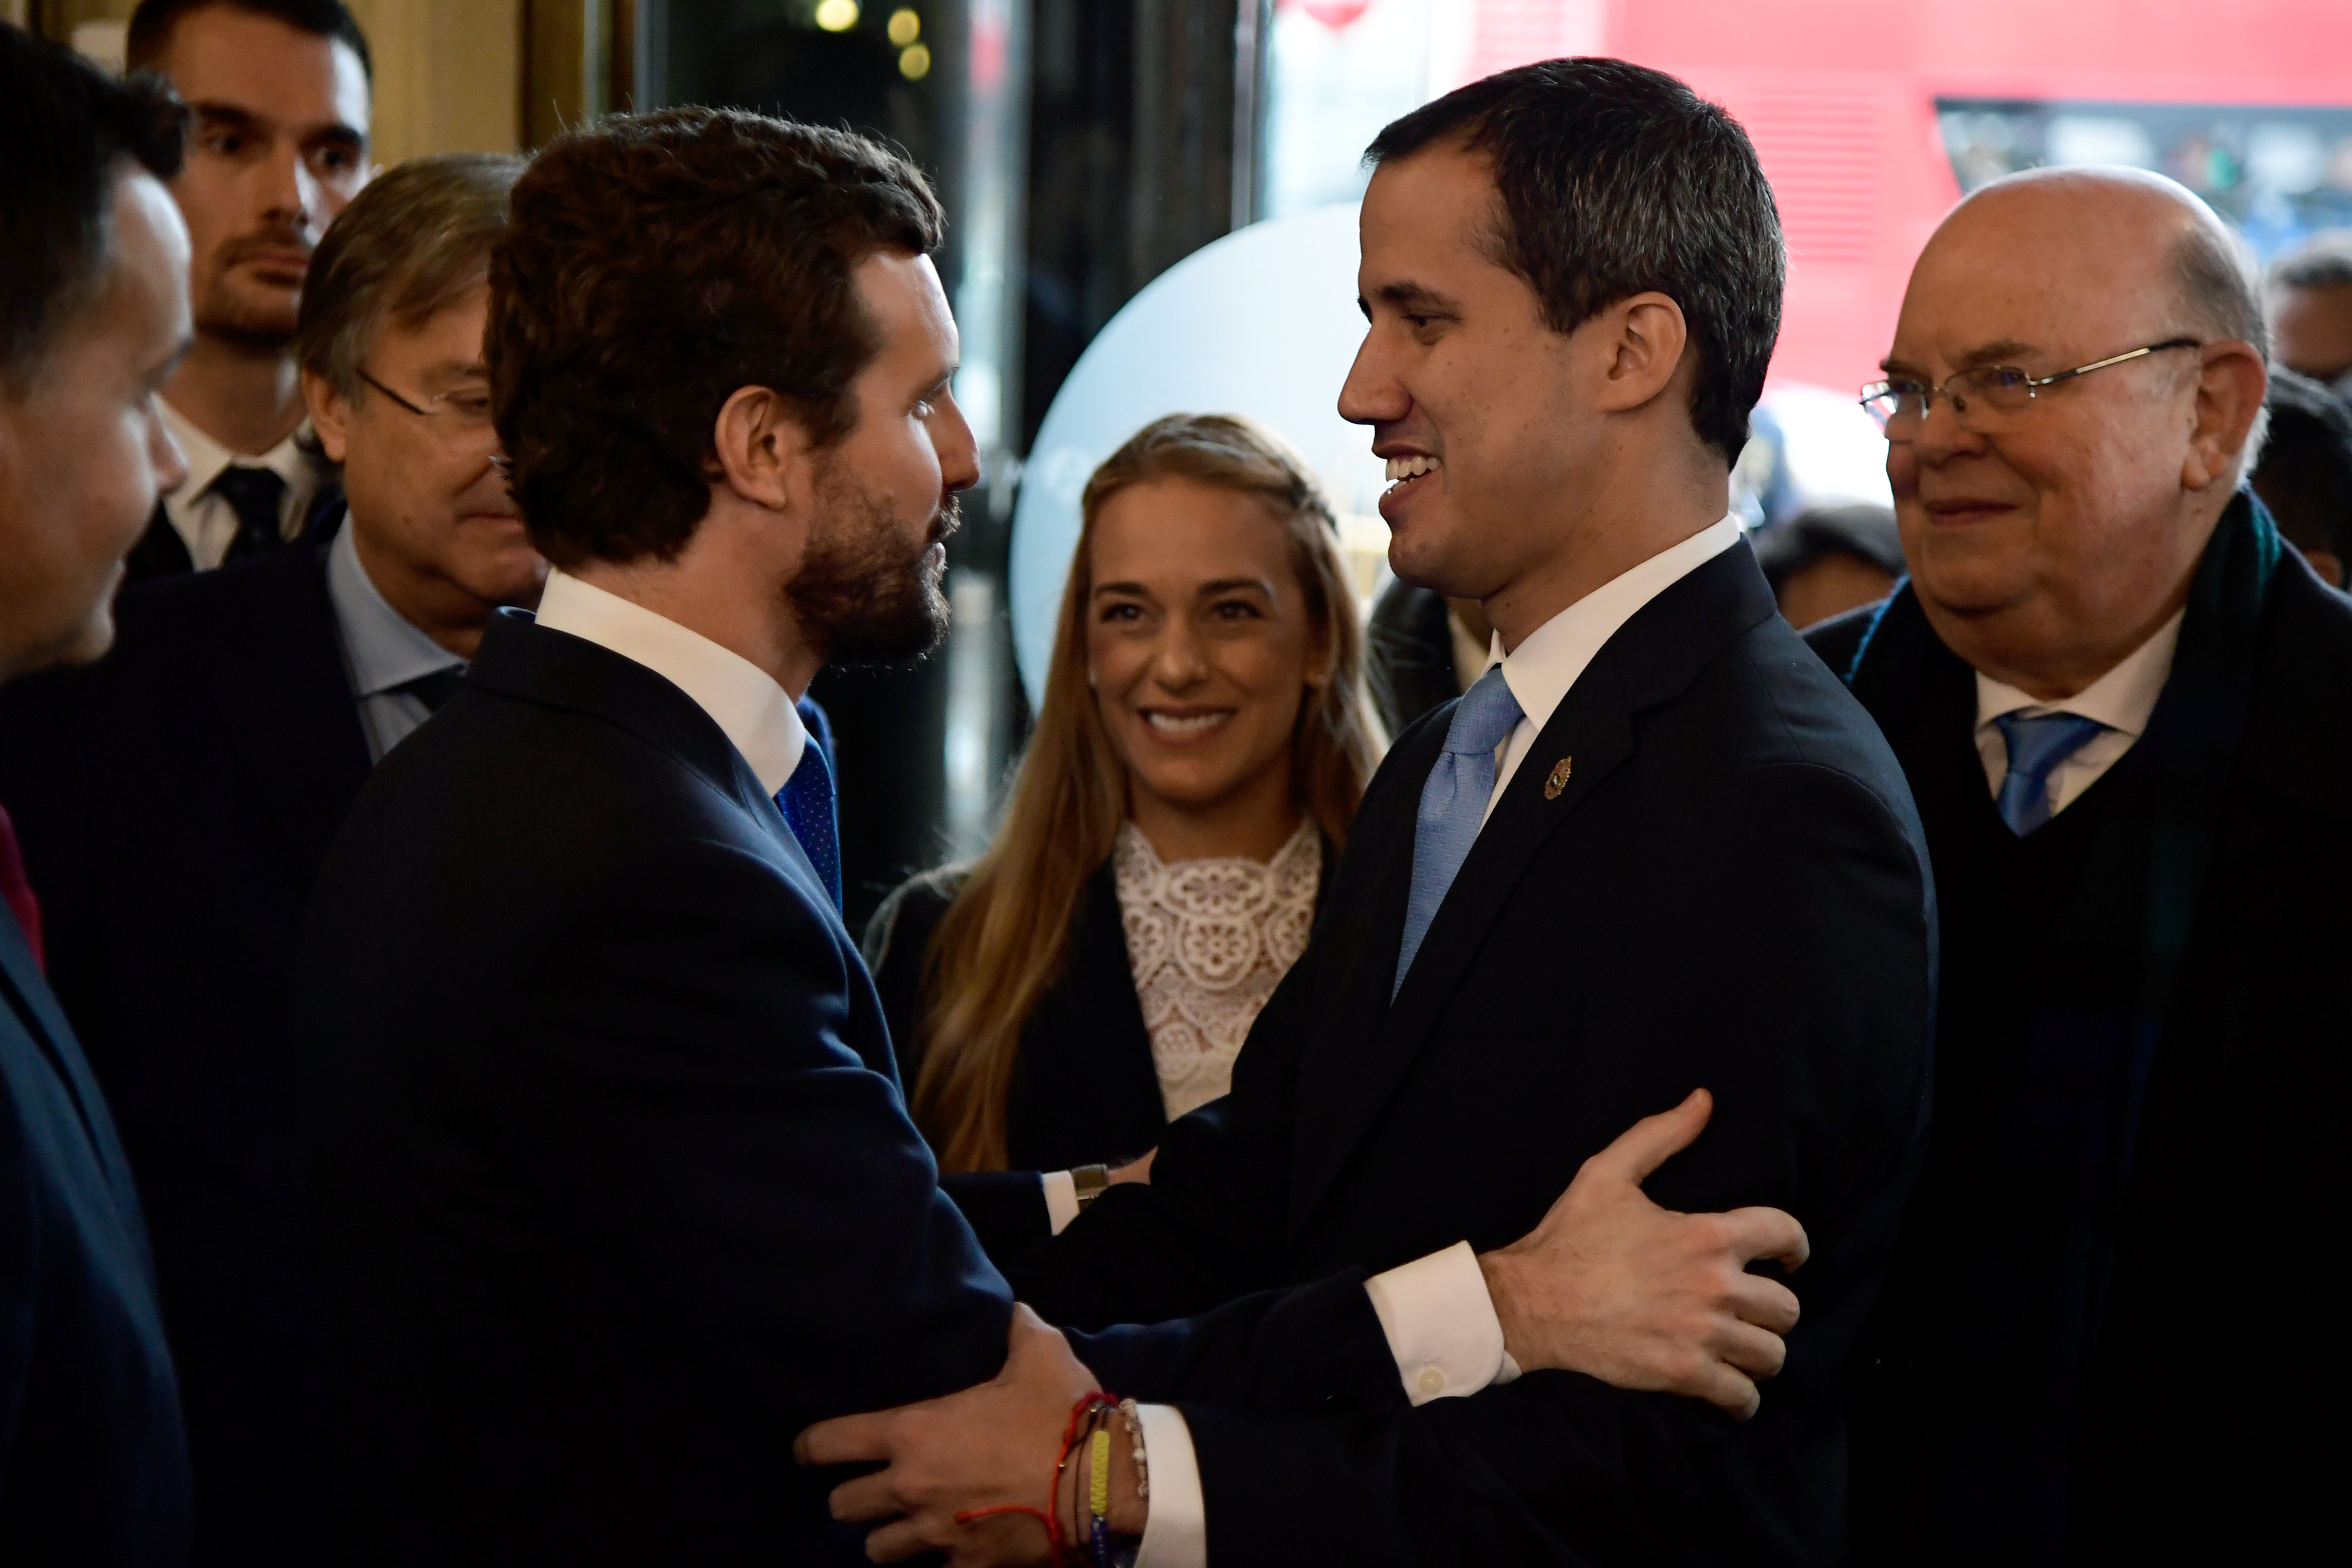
top-left (295, 611), bottom-right (1408, 1564)
top-left (1009, 544), bottom-right (1938, 1565)
top-left (122, 484), bottom-right (345, 586)
top-left (0, 901), bottom-right (190, 1564)
top-left (1807, 550), bottom-right (2352, 1559)
top-left (1368, 579), bottom-right (1468, 736)
top-left (0, 530), bottom-right (369, 1565)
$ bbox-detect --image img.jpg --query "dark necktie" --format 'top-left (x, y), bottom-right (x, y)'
top-left (213, 465), bottom-right (289, 563)
top-left (776, 740), bottom-right (842, 915)
top-left (0, 802), bottom-right (46, 973)
top-left (395, 668), bottom-right (467, 713)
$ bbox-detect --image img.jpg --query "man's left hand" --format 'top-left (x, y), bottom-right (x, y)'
top-left (795, 1305), bottom-right (1116, 1565)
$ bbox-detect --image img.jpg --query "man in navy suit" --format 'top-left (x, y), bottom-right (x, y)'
top-left (0, 25), bottom-right (194, 1563)
top-left (298, 106), bottom-right (1820, 1564)
top-left (0, 152), bottom-right (542, 1566)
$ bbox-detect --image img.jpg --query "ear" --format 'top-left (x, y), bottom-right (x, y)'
top-left (1588, 291), bottom-right (1691, 416)
top-left (2182, 343), bottom-right (2268, 493)
top-left (303, 367), bottom-right (352, 465)
top-left (710, 384), bottom-right (817, 514)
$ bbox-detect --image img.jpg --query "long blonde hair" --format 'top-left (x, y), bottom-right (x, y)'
top-left (911, 414), bottom-right (1386, 1172)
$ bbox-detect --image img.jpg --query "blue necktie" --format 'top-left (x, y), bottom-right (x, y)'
top-left (776, 737), bottom-right (843, 914)
top-left (1992, 710), bottom-right (2107, 837)
top-left (1394, 666), bottom-right (1524, 997)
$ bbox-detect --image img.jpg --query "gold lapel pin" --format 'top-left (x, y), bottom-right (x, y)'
top-left (1544, 756), bottom-right (1574, 800)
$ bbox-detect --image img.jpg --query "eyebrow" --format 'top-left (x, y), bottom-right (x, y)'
top-left (190, 100), bottom-right (365, 153)
top-left (1883, 338), bottom-right (2041, 377)
top-left (1358, 279), bottom-right (1461, 321)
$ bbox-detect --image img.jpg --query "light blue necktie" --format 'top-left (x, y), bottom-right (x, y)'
top-left (1992, 711), bottom-right (2108, 837)
top-left (776, 738), bottom-right (843, 914)
top-left (1394, 666), bottom-right (1524, 997)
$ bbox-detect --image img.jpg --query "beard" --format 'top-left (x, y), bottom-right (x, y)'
top-left (787, 461), bottom-right (956, 667)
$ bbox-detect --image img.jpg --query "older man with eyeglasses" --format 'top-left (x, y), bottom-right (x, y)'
top-left (0, 151), bottom-right (543, 1567)
top-left (1810, 166), bottom-right (2352, 1563)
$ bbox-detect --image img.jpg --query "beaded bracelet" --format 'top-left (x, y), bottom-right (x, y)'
top-left (1117, 1397), bottom-right (1150, 1504)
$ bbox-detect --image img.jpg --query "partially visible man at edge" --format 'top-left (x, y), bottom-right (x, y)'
top-left (1821, 166), bottom-right (2352, 1560)
top-left (0, 153), bottom-right (541, 1567)
top-left (120, 0), bottom-right (372, 580)
top-left (0, 24), bottom-right (193, 1563)
top-left (297, 106), bottom-right (1815, 1565)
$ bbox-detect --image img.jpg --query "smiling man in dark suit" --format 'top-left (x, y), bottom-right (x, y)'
top-left (0, 152), bottom-right (541, 1567)
top-left (808, 59), bottom-right (1936, 1566)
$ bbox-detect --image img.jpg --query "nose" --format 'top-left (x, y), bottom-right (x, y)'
top-left (1338, 321), bottom-right (1408, 428)
top-left (261, 140), bottom-right (319, 237)
top-left (934, 390), bottom-right (980, 497)
top-left (149, 399), bottom-right (190, 496)
top-left (1149, 616), bottom-right (1210, 691)
top-left (1907, 384), bottom-right (1984, 465)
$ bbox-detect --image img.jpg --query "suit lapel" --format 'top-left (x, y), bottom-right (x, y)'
top-left (0, 903), bottom-right (139, 1198)
top-left (1288, 546), bottom-right (1780, 1230)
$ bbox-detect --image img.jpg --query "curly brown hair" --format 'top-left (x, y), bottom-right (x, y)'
top-left (487, 107), bottom-right (944, 568)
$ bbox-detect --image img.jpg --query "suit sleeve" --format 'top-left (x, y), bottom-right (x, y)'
top-left (1145, 761), bottom-right (1936, 1566)
top-left (464, 837), bottom-right (1015, 1427)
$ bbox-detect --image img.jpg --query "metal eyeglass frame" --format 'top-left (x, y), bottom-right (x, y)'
top-left (356, 367), bottom-right (496, 435)
top-left (1859, 338), bottom-right (2202, 433)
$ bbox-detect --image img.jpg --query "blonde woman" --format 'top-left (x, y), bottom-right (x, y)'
top-left (865, 414), bottom-right (1384, 1194)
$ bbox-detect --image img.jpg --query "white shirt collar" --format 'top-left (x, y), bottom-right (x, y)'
top-left (531, 568), bottom-right (808, 796)
top-left (1973, 608), bottom-right (2184, 741)
top-left (1489, 514), bottom-right (1746, 733)
top-left (157, 395), bottom-right (319, 501)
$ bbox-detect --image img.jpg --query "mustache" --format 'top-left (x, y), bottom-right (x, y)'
top-left (926, 494), bottom-right (963, 548)
top-left (217, 225), bottom-right (315, 269)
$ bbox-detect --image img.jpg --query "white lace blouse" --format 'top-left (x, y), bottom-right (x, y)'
top-left (1113, 818), bottom-right (1321, 1122)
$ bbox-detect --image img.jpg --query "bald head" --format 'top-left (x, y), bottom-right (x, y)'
top-left (1881, 165), bottom-right (2271, 699)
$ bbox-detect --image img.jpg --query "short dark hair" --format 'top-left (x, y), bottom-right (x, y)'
top-left (488, 107), bottom-right (945, 568)
top-left (2251, 367), bottom-right (2352, 567)
top-left (126, 0), bottom-right (372, 83)
top-left (1751, 503), bottom-right (1905, 594)
top-left (0, 24), bottom-right (188, 390)
top-left (1366, 58), bottom-right (1784, 468)
top-left (297, 152), bottom-right (523, 400)
top-left (2270, 230), bottom-right (2352, 292)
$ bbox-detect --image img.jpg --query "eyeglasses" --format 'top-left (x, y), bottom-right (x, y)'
top-left (356, 367), bottom-right (498, 444)
top-left (1859, 338), bottom-right (2201, 437)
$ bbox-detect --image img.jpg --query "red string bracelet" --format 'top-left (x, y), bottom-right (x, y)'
top-left (954, 1391), bottom-right (1119, 1565)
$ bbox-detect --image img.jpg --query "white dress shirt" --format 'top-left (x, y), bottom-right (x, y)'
top-left (1973, 610), bottom-right (2183, 819)
top-left (532, 569), bottom-right (809, 795)
top-left (156, 398), bottom-right (330, 569)
top-left (325, 522), bottom-right (465, 762)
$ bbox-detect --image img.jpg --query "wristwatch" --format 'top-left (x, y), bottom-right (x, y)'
top-left (1071, 1163), bottom-right (1111, 1211)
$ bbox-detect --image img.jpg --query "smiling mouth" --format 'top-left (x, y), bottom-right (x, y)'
top-left (1384, 454), bottom-right (1441, 496)
top-left (1141, 709), bottom-right (1233, 737)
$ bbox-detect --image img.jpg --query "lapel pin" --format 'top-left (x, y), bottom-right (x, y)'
top-left (1544, 756), bottom-right (1574, 800)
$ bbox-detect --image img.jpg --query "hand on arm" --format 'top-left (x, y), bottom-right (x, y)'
top-left (798, 1306), bottom-right (1147, 1567)
top-left (1477, 1087), bottom-right (1808, 1419)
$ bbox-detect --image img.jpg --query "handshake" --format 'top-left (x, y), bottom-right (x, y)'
top-left (797, 1089), bottom-right (1808, 1565)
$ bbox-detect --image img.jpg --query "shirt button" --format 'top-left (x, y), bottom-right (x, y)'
top-left (1416, 1366), bottom-right (1446, 1397)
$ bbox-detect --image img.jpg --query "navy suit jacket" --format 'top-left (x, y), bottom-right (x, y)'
top-left (1009, 545), bottom-right (1938, 1565)
top-left (296, 610), bottom-right (1405, 1563)
top-left (0, 532), bottom-right (365, 1565)
top-left (0, 899), bottom-right (190, 1563)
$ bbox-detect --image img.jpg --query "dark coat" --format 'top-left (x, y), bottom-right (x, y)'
top-left (0, 901), bottom-right (190, 1564)
top-left (294, 610), bottom-right (1412, 1564)
top-left (0, 531), bottom-right (366, 1565)
top-left (1008, 544), bottom-right (1938, 1565)
top-left (1367, 578), bottom-right (1468, 736)
top-left (1807, 542), bottom-right (2352, 1561)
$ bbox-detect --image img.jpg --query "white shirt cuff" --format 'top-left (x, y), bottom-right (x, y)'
top-left (1131, 1402), bottom-right (1204, 1568)
top-left (1362, 1239), bottom-right (1520, 1404)
top-left (1041, 1169), bottom-right (1080, 1235)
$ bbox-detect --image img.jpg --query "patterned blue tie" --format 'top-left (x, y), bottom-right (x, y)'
top-left (1394, 666), bottom-right (1524, 997)
top-left (776, 737), bottom-right (843, 914)
top-left (1992, 711), bottom-right (2108, 837)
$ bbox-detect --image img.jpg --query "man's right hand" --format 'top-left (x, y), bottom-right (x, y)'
top-left (1477, 1088), bottom-right (1808, 1421)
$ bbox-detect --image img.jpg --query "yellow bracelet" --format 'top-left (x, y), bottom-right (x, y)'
top-left (1088, 1426), bottom-right (1111, 1520)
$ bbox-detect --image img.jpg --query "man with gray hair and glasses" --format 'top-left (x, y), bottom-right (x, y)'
top-left (0, 150), bottom-right (541, 1567)
top-left (1813, 166), bottom-right (2351, 1562)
